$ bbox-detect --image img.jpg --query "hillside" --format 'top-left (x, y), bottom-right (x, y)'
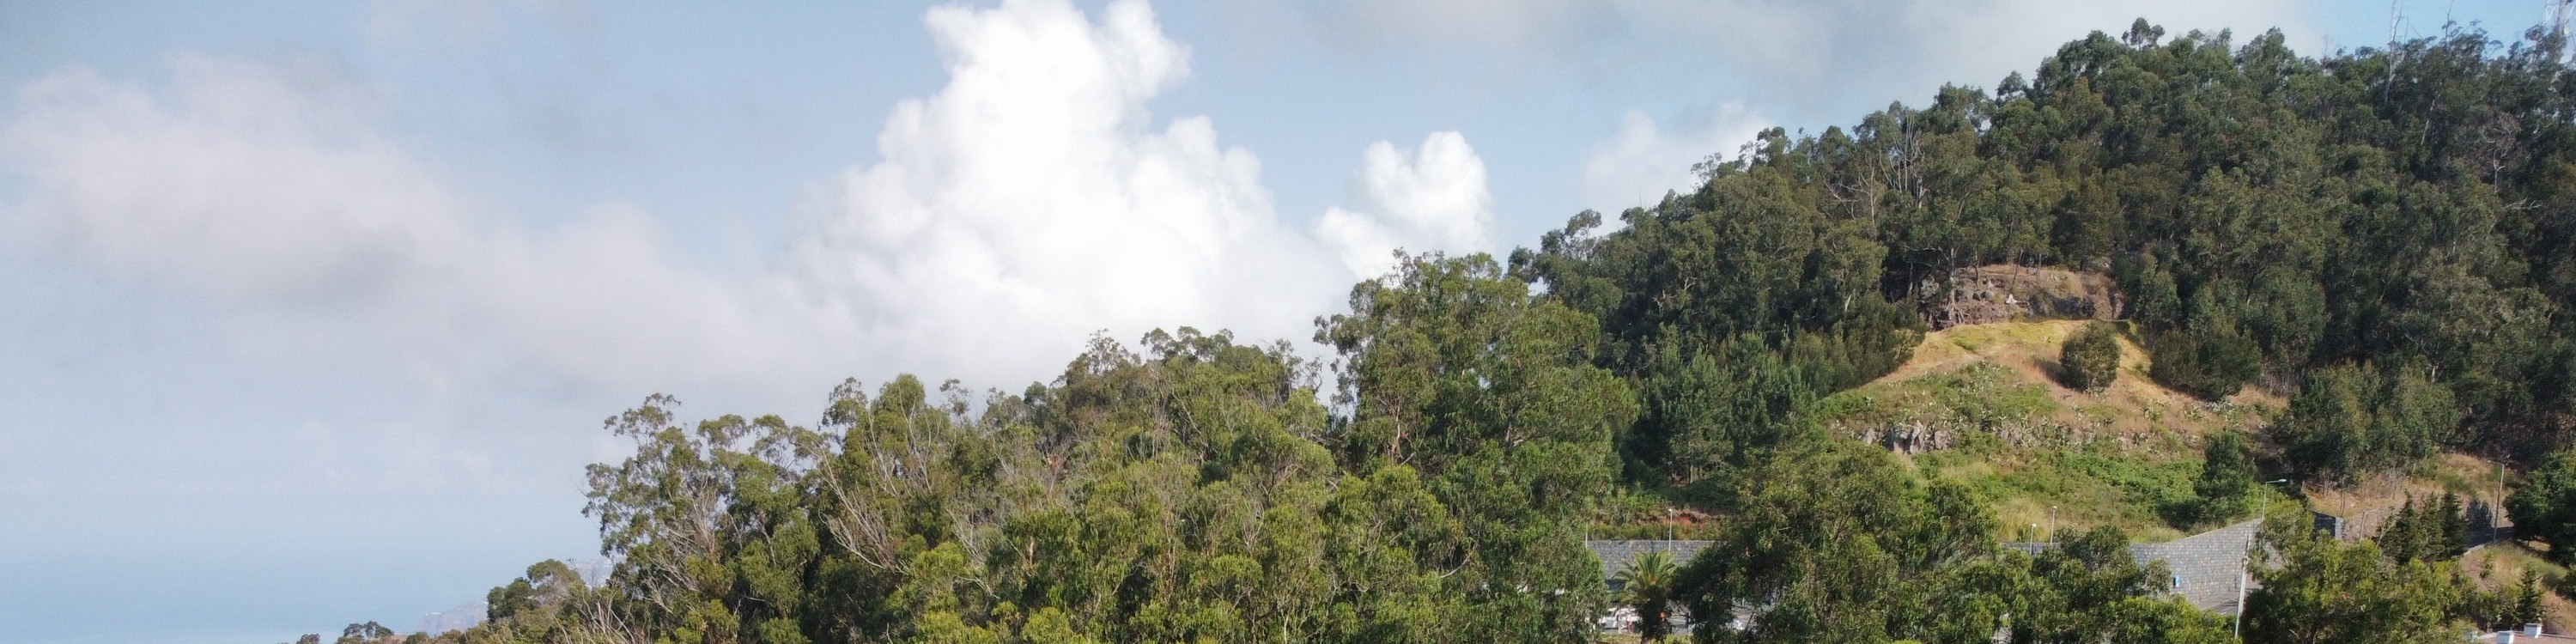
top-left (1813, 320), bottom-right (2275, 540)
top-left (391, 21), bottom-right (2576, 644)
top-left (1809, 319), bottom-right (2519, 545)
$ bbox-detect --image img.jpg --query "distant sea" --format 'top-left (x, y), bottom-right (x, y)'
top-left (2, 493), bottom-right (598, 644)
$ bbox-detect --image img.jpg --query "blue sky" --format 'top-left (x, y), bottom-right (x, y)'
top-left (0, 1), bottom-right (2550, 641)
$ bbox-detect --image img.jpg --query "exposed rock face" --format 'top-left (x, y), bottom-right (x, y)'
top-left (1935, 264), bottom-right (2121, 329)
top-left (1856, 421), bottom-right (1956, 454)
top-left (1850, 417), bottom-right (2092, 453)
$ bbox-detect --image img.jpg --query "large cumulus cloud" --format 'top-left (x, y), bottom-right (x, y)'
top-left (1, 0), bottom-right (1497, 406)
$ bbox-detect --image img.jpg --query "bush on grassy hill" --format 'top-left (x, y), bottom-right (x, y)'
top-left (2058, 322), bottom-right (2123, 392)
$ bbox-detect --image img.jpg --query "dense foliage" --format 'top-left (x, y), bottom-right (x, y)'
top-left (312, 17), bottom-right (2576, 644)
top-left (352, 256), bottom-right (1624, 644)
top-left (1519, 21), bottom-right (2576, 484)
top-left (2374, 494), bottom-right (2470, 563)
top-left (1664, 438), bottom-right (2232, 644)
top-left (2265, 361), bottom-right (2460, 483)
top-left (2243, 508), bottom-right (2539, 643)
top-left (2509, 447), bottom-right (2576, 562)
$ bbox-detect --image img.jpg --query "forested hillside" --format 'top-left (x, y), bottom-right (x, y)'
top-left (319, 20), bottom-right (2576, 644)
top-left (1516, 21), bottom-right (2576, 490)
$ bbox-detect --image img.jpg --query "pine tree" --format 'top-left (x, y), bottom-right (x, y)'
top-left (2193, 430), bottom-right (2257, 524)
top-left (2517, 570), bottom-right (2547, 627)
top-left (2436, 493), bottom-right (2470, 559)
top-left (2379, 498), bottom-right (2424, 563)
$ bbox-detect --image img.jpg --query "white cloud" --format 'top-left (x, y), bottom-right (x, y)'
top-left (4, 56), bottom-right (446, 306)
top-left (1, 54), bottom-right (832, 403)
top-left (1314, 131), bottom-right (1496, 278)
top-left (1582, 103), bottom-right (1771, 213)
top-left (785, 0), bottom-right (1353, 382)
top-left (3, 0), bottom-right (1500, 403)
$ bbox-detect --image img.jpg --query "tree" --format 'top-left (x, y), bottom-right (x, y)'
top-left (2148, 330), bottom-right (2261, 402)
top-left (583, 395), bottom-right (822, 644)
top-left (2510, 448), bottom-right (2576, 563)
top-left (333, 623), bottom-right (392, 644)
top-left (2516, 570), bottom-right (2548, 627)
top-left (2380, 494), bottom-right (2470, 564)
top-left (2059, 322), bottom-right (2123, 392)
top-left (2192, 430), bottom-right (2257, 525)
top-left (2272, 364), bottom-right (2379, 483)
top-left (2271, 362), bottom-right (2458, 484)
top-left (1669, 440), bottom-right (1996, 642)
top-left (2433, 493), bottom-right (2469, 559)
top-left (1643, 336), bottom-right (1819, 483)
top-left (2379, 498), bottom-right (2431, 563)
top-left (472, 558), bottom-right (600, 641)
top-left (2244, 513), bottom-right (2477, 644)
top-left (2009, 526), bottom-right (2232, 644)
top-left (485, 579), bottom-right (537, 623)
top-left (1318, 252), bottom-right (1637, 642)
top-left (1613, 550), bottom-right (1679, 642)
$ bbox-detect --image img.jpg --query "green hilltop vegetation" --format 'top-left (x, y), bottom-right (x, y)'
top-left (319, 20), bottom-right (2576, 644)
top-left (1805, 319), bottom-right (2266, 544)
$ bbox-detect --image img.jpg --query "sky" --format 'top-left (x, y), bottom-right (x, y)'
top-left (0, 0), bottom-right (2554, 641)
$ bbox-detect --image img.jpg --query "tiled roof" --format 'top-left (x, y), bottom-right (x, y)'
top-left (2130, 520), bottom-right (2262, 615)
top-left (1590, 521), bottom-right (2261, 616)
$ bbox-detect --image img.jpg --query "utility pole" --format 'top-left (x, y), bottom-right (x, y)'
top-left (2234, 566), bottom-right (2248, 637)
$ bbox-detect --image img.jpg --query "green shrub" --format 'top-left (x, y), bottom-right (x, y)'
top-left (2148, 329), bottom-right (2260, 400)
top-left (2058, 322), bottom-right (2123, 392)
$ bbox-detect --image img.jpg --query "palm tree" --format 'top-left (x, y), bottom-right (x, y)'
top-left (1614, 550), bottom-right (1680, 642)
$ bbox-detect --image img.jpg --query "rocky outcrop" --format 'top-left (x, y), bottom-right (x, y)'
top-left (1935, 265), bottom-right (2121, 329)
top-left (1850, 418), bottom-right (2092, 453)
top-left (1856, 421), bottom-right (1957, 454)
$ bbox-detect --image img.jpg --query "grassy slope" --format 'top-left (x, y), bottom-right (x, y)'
top-left (2463, 542), bottom-right (2575, 632)
top-left (1601, 319), bottom-right (2512, 545)
top-left (1814, 320), bottom-right (2281, 542)
top-left (2305, 453), bottom-right (2512, 538)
